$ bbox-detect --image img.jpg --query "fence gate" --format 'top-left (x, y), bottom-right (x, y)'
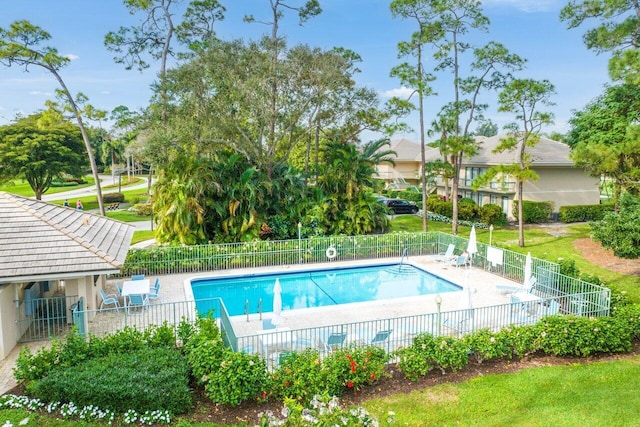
top-left (15, 296), bottom-right (79, 342)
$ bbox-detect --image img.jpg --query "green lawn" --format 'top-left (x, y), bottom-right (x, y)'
top-left (364, 357), bottom-right (640, 427)
top-left (0, 177), bottom-right (95, 196)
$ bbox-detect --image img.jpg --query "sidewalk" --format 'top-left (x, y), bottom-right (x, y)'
top-left (0, 342), bottom-right (48, 395)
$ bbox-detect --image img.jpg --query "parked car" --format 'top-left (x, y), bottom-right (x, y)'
top-left (384, 198), bottom-right (419, 215)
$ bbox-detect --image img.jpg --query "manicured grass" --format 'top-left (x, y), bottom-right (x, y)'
top-left (132, 230), bottom-right (155, 245)
top-left (105, 210), bottom-right (151, 223)
top-left (0, 177), bottom-right (95, 196)
top-left (365, 357), bottom-right (640, 427)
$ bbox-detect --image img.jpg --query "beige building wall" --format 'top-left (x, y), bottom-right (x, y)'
top-left (523, 168), bottom-right (600, 211)
top-left (0, 284), bottom-right (20, 360)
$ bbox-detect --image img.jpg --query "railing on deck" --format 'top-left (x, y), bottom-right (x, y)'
top-left (236, 291), bottom-right (609, 370)
top-left (117, 233), bottom-right (439, 277)
top-left (74, 300), bottom-right (198, 339)
top-left (15, 295), bottom-right (79, 342)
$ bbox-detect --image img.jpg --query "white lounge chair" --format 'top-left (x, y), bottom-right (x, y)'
top-left (496, 276), bottom-right (537, 295)
top-left (436, 244), bottom-right (456, 263)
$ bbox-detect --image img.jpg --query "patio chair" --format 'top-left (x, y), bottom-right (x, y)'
top-left (115, 282), bottom-right (123, 297)
top-left (509, 294), bottom-right (537, 325)
top-left (99, 289), bottom-right (120, 311)
top-left (131, 274), bottom-right (145, 281)
top-left (436, 244), bottom-right (456, 263)
top-left (496, 276), bottom-right (537, 295)
top-left (321, 331), bottom-right (347, 354)
top-left (540, 299), bottom-right (561, 317)
top-left (368, 329), bottom-right (393, 351)
top-left (450, 254), bottom-right (469, 268)
top-left (127, 293), bottom-right (149, 314)
top-left (148, 278), bottom-right (160, 302)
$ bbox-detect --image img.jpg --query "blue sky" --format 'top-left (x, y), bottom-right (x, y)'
top-left (0, 1), bottom-right (612, 140)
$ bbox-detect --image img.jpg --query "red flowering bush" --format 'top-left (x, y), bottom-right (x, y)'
top-left (323, 346), bottom-right (389, 395)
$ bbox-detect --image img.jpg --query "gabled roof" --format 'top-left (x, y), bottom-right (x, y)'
top-left (468, 135), bottom-right (573, 166)
top-left (391, 135), bottom-right (574, 166)
top-left (0, 192), bottom-right (135, 283)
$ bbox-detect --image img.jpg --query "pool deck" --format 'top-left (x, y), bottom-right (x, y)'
top-left (186, 256), bottom-right (520, 338)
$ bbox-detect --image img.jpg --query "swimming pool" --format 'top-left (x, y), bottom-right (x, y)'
top-left (190, 263), bottom-right (461, 316)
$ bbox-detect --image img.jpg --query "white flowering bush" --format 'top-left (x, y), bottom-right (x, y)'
top-left (257, 394), bottom-right (395, 426)
top-left (0, 394), bottom-right (169, 425)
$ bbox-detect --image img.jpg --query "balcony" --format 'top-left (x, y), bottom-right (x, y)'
top-left (435, 178), bottom-right (517, 193)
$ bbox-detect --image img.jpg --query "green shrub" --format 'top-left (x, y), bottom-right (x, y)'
top-left (133, 202), bottom-right (153, 216)
top-left (183, 317), bottom-right (226, 386)
top-left (558, 258), bottom-right (580, 278)
top-left (458, 200), bottom-right (479, 221)
top-left (397, 190), bottom-right (422, 203)
top-left (479, 203), bottom-right (507, 226)
top-left (558, 203), bottom-right (614, 223)
top-left (614, 305), bottom-right (640, 339)
top-left (13, 340), bottom-right (65, 385)
top-left (513, 200), bottom-right (553, 223)
top-left (261, 215), bottom-right (292, 240)
top-left (396, 333), bottom-right (469, 380)
top-left (103, 192), bottom-right (125, 203)
top-left (29, 347), bottom-right (192, 415)
top-left (463, 328), bottom-right (512, 364)
top-left (502, 324), bottom-right (541, 358)
top-left (271, 349), bottom-right (326, 403)
top-left (204, 348), bottom-right (270, 406)
top-left (427, 199), bottom-right (454, 218)
top-left (323, 346), bottom-right (389, 396)
top-left (536, 315), bottom-right (633, 356)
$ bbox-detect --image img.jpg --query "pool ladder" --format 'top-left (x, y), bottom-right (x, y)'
top-left (245, 298), bottom-right (263, 322)
top-left (399, 247), bottom-right (409, 269)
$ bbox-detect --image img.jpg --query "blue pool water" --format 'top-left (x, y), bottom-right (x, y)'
top-left (191, 264), bottom-right (461, 316)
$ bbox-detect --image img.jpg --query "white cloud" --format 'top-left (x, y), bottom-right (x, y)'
top-left (65, 54), bottom-right (79, 60)
top-left (28, 91), bottom-right (53, 97)
top-left (100, 90), bottom-right (111, 95)
top-left (381, 86), bottom-right (414, 99)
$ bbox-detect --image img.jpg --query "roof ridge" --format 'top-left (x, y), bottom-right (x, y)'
top-left (3, 192), bottom-right (122, 269)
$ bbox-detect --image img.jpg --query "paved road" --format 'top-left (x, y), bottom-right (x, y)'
top-left (41, 174), bottom-right (149, 202)
top-left (40, 175), bottom-right (153, 234)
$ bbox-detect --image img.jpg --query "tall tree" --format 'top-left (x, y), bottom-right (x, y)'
top-left (0, 21), bottom-right (106, 214)
top-left (390, 0), bottom-right (438, 232)
top-left (0, 111), bottom-right (86, 200)
top-left (160, 39), bottom-right (387, 175)
top-left (479, 78), bottom-right (555, 247)
top-left (314, 138), bottom-right (393, 235)
top-left (428, 2), bottom-right (525, 235)
top-left (105, 0), bottom-right (226, 188)
top-left (560, 0), bottom-right (640, 84)
top-left (244, 1), bottom-right (322, 174)
top-left (565, 84), bottom-right (640, 208)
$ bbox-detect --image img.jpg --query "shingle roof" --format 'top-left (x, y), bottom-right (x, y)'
top-left (0, 192), bottom-right (135, 283)
top-left (468, 135), bottom-right (573, 166)
top-left (391, 135), bottom-right (573, 166)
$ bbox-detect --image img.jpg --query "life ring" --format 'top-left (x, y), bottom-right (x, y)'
top-left (326, 245), bottom-right (337, 260)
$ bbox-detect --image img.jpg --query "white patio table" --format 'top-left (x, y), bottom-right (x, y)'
top-left (121, 279), bottom-right (150, 307)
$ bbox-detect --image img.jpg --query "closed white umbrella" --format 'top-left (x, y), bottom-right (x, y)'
top-left (272, 278), bottom-right (282, 326)
top-left (523, 252), bottom-right (532, 290)
top-left (467, 225), bottom-right (478, 266)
